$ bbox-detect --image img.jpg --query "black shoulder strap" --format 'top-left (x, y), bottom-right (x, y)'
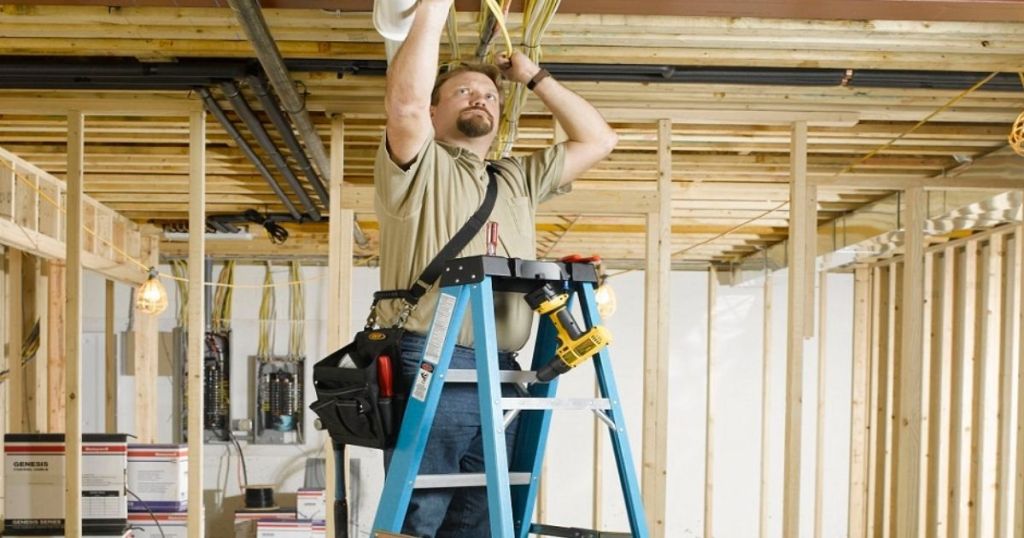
top-left (374, 164), bottom-right (499, 305)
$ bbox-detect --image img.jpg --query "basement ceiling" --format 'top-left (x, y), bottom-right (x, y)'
top-left (0, 1), bottom-right (1023, 268)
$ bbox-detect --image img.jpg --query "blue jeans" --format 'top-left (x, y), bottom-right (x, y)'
top-left (384, 333), bottom-right (523, 538)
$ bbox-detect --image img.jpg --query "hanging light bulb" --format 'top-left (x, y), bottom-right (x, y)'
top-left (594, 282), bottom-right (617, 318)
top-left (136, 267), bottom-right (168, 315)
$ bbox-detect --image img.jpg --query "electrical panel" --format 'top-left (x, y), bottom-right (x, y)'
top-left (178, 329), bottom-right (232, 443)
top-left (251, 357), bottom-right (304, 445)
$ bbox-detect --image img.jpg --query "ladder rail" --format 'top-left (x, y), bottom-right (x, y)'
top-left (371, 285), bottom-right (472, 532)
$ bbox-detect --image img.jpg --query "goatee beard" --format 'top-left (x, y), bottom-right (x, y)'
top-left (456, 113), bottom-right (493, 138)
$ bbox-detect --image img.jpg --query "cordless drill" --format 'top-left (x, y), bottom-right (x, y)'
top-left (525, 283), bottom-right (612, 382)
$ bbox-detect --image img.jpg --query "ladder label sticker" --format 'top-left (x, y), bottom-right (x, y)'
top-left (411, 362), bottom-right (434, 402)
top-left (423, 293), bottom-right (456, 365)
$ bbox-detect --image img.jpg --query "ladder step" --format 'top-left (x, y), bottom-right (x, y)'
top-left (414, 472), bottom-right (532, 489)
top-left (446, 368), bottom-right (537, 383)
top-left (529, 523), bottom-right (632, 538)
top-left (501, 398), bottom-right (611, 411)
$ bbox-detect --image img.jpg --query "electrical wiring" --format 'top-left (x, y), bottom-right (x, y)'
top-left (211, 261), bottom-right (235, 333)
top-left (257, 262), bottom-right (275, 361)
top-left (476, 0), bottom-right (513, 60)
top-left (170, 259), bottom-right (188, 327)
top-left (444, 4), bottom-right (462, 68)
top-left (125, 488), bottom-right (167, 538)
top-left (288, 261), bottom-right (304, 361)
top-left (494, 0), bottom-right (561, 158)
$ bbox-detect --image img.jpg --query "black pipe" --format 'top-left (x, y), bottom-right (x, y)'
top-left (197, 88), bottom-right (303, 221)
top-left (247, 75), bottom-right (330, 209)
top-left (219, 81), bottom-right (321, 221)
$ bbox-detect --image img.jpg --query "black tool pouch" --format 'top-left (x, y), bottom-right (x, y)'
top-left (310, 328), bottom-right (408, 449)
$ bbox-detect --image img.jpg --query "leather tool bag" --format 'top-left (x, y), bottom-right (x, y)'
top-left (310, 166), bottom-right (499, 449)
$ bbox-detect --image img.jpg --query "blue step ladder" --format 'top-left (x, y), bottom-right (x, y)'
top-left (372, 256), bottom-right (648, 538)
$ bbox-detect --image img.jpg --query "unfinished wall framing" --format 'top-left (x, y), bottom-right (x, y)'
top-left (847, 222), bottom-right (1024, 537)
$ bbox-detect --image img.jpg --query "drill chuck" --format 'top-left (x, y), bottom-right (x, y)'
top-left (526, 283), bottom-right (612, 383)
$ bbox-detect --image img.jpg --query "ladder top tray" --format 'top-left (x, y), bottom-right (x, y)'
top-left (439, 256), bottom-right (598, 291)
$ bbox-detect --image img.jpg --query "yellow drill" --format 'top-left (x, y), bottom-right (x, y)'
top-left (525, 284), bottom-right (612, 382)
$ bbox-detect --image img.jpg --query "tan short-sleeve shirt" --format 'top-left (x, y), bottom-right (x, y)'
top-left (373, 131), bottom-right (567, 351)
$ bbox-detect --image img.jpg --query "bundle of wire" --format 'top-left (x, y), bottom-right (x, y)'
top-left (211, 260), bottom-right (235, 333)
top-left (493, 0), bottom-right (562, 158)
top-left (257, 262), bottom-right (275, 361)
top-left (287, 261), bottom-right (304, 361)
top-left (170, 259), bottom-right (188, 327)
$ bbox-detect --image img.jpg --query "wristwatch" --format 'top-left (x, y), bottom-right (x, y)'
top-left (526, 68), bottom-right (551, 91)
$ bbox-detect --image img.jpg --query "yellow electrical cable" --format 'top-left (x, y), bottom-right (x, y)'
top-left (445, 4), bottom-right (462, 66)
top-left (480, 0), bottom-right (513, 55)
top-left (257, 262), bottom-right (275, 360)
top-left (288, 261), bottom-right (304, 360)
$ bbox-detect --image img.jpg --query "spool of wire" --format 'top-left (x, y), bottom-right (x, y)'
top-left (244, 485), bottom-right (276, 510)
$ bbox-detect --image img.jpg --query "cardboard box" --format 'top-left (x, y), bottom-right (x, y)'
top-left (127, 444), bottom-right (188, 512)
top-left (4, 433), bottom-right (128, 535)
top-left (311, 521), bottom-right (325, 538)
top-left (296, 487), bottom-right (325, 521)
top-left (255, 520), bottom-right (313, 538)
top-left (9, 531), bottom-right (131, 538)
top-left (234, 509), bottom-right (296, 538)
top-left (128, 511), bottom-right (188, 538)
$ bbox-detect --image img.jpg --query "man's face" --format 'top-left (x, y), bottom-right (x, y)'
top-left (431, 71), bottom-right (501, 140)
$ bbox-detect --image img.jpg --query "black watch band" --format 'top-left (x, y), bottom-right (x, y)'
top-left (526, 68), bottom-right (551, 91)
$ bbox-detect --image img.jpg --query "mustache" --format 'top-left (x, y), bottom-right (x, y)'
top-left (461, 106), bottom-right (493, 121)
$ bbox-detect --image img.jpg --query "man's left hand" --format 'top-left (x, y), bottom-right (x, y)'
top-left (496, 51), bottom-right (540, 85)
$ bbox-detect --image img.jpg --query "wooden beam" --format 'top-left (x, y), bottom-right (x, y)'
top-left (104, 279), bottom-right (117, 433)
top-left (7, 248), bottom-right (24, 433)
top-left (47, 261), bottom-right (65, 432)
top-left (848, 266), bottom-right (871, 538)
top-left (186, 109), bottom-right (206, 538)
top-left (894, 186), bottom-right (927, 537)
top-left (865, 265), bottom-right (890, 537)
top-left (641, 118), bottom-right (672, 538)
top-left (133, 235), bottom-right (159, 443)
top-left (704, 266), bottom-right (716, 538)
top-left (30, 258), bottom-right (48, 432)
top-left (886, 261), bottom-right (902, 537)
top-left (758, 268), bottom-right (773, 538)
top-left (926, 250), bottom-right (954, 537)
top-left (813, 270), bottom-right (828, 538)
top-left (995, 231), bottom-right (1020, 538)
top-left (782, 120), bottom-right (809, 538)
top-left (1015, 223), bottom-right (1024, 538)
top-left (64, 109), bottom-right (83, 538)
top-left (973, 235), bottom-right (1005, 538)
top-left (949, 240), bottom-right (978, 538)
top-left (600, 108), bottom-right (859, 127)
top-left (0, 97), bottom-right (204, 116)
top-left (0, 219), bottom-right (147, 284)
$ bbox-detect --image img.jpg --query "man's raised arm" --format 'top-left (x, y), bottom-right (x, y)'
top-left (384, 0), bottom-right (451, 168)
top-left (499, 51), bottom-right (618, 187)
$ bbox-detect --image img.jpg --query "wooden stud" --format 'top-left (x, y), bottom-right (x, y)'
top-left (64, 109), bottom-right (84, 538)
top-left (813, 269), bottom-right (828, 538)
top-left (1015, 223), bottom-right (1024, 538)
top-left (47, 261), bottom-right (65, 432)
top-left (134, 235), bottom-right (159, 443)
top-left (326, 114), bottom-right (353, 538)
top-left (894, 186), bottom-right (927, 538)
top-left (995, 232), bottom-right (1020, 538)
top-left (867, 265), bottom-right (892, 537)
top-left (642, 118), bottom-right (672, 537)
top-left (33, 260), bottom-right (48, 431)
top-left (782, 119), bottom-right (809, 538)
top-left (105, 279), bottom-right (117, 433)
top-left (758, 267), bottom-right (773, 538)
top-left (972, 235), bottom-right (1005, 538)
top-left (704, 266), bottom-right (716, 538)
top-left (186, 109), bottom-right (206, 538)
top-left (926, 250), bottom-right (955, 537)
top-left (7, 248), bottom-right (24, 433)
top-left (849, 266), bottom-right (871, 538)
top-left (886, 261), bottom-right (902, 537)
top-left (949, 241), bottom-right (978, 538)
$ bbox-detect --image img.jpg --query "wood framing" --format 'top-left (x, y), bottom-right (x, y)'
top-left (47, 261), bottom-right (65, 432)
top-left (813, 270), bottom-right (828, 538)
top-left (641, 118), bottom-right (672, 537)
top-left (133, 235), bottom-right (159, 443)
top-left (995, 231), bottom-right (1019, 538)
top-left (948, 240), bottom-right (978, 538)
top-left (32, 259), bottom-right (48, 431)
top-left (64, 109), bottom-right (83, 538)
top-left (186, 109), bottom-right (206, 538)
top-left (105, 279), bottom-right (116, 433)
top-left (782, 120), bottom-right (809, 538)
top-left (894, 186), bottom-right (927, 537)
top-left (704, 266), bottom-right (716, 538)
top-left (848, 266), bottom-right (871, 537)
top-left (926, 250), bottom-right (955, 537)
top-left (6, 248), bottom-right (24, 432)
top-left (1015, 223), bottom-right (1024, 538)
top-left (759, 268), bottom-right (773, 538)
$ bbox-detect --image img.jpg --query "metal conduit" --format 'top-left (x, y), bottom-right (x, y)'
top-left (197, 88), bottom-right (302, 221)
top-left (219, 81), bottom-right (321, 221)
top-left (247, 75), bottom-right (330, 208)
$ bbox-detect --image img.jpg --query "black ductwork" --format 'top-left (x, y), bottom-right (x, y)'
top-left (197, 87), bottom-right (303, 221)
top-left (219, 81), bottom-right (321, 221)
top-left (246, 75), bottom-right (330, 208)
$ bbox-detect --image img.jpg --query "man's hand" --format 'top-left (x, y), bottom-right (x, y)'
top-left (496, 51), bottom-right (540, 85)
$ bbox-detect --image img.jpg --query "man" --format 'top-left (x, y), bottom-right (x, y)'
top-left (373, 0), bottom-right (617, 535)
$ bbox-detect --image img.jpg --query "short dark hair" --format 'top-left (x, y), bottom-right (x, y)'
top-left (431, 63), bottom-right (503, 106)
